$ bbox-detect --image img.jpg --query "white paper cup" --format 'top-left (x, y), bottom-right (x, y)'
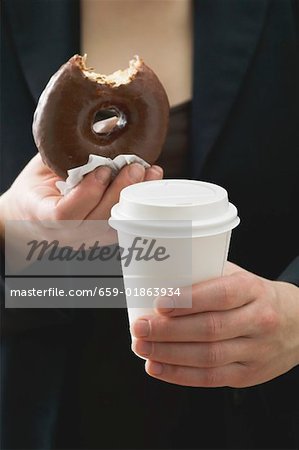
top-left (109, 180), bottom-right (240, 328)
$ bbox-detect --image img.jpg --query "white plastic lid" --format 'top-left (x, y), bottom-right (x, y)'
top-left (109, 179), bottom-right (240, 237)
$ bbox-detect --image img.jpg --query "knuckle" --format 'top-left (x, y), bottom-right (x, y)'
top-left (220, 276), bottom-right (237, 308)
top-left (231, 271), bottom-right (255, 294)
top-left (85, 183), bottom-right (107, 197)
top-left (222, 270), bottom-right (263, 307)
top-left (203, 343), bottom-right (223, 367)
top-left (258, 305), bottom-right (280, 332)
top-left (204, 312), bottom-right (222, 340)
top-left (201, 368), bottom-right (219, 387)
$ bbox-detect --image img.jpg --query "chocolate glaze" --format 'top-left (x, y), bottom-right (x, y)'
top-left (32, 55), bottom-right (169, 178)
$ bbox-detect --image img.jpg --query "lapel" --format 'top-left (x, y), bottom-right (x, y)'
top-left (4, 0), bottom-right (80, 102)
top-left (191, 0), bottom-right (270, 177)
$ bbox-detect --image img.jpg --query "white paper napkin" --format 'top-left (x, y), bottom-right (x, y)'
top-left (56, 154), bottom-right (150, 196)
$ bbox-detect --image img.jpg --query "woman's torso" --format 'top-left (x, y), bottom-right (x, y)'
top-left (81, 0), bottom-right (193, 107)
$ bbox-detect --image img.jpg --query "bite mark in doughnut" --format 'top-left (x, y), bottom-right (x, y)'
top-left (32, 54), bottom-right (169, 179)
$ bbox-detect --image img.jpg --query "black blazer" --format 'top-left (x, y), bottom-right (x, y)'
top-left (1, 1), bottom-right (299, 449)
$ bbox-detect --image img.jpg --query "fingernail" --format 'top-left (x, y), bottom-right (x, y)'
top-left (132, 319), bottom-right (150, 338)
top-left (133, 340), bottom-right (152, 357)
top-left (95, 166), bottom-right (111, 184)
top-left (154, 295), bottom-right (175, 313)
top-left (128, 163), bottom-right (145, 182)
top-left (147, 361), bottom-right (163, 376)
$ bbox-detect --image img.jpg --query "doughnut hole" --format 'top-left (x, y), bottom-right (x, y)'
top-left (92, 108), bottom-right (127, 135)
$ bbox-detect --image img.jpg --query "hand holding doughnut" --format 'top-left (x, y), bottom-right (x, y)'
top-left (32, 55), bottom-right (169, 178)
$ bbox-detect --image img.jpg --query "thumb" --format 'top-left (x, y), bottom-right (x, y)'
top-left (37, 166), bottom-right (112, 221)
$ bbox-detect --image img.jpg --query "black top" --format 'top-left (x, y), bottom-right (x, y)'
top-left (156, 101), bottom-right (192, 179)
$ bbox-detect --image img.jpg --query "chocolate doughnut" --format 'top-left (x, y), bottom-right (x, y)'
top-left (32, 55), bottom-right (169, 178)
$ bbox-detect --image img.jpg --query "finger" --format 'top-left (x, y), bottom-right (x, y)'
top-left (36, 166), bottom-right (112, 221)
top-left (155, 271), bottom-right (258, 317)
top-left (132, 337), bottom-right (252, 367)
top-left (87, 163), bottom-right (145, 219)
top-left (145, 360), bottom-right (247, 387)
top-left (93, 117), bottom-right (118, 134)
top-left (144, 165), bottom-right (163, 181)
top-left (132, 302), bottom-right (259, 342)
